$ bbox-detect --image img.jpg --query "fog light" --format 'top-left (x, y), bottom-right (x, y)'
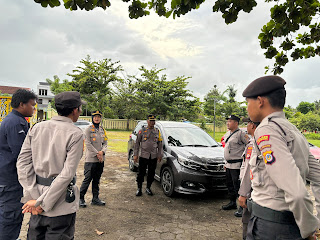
top-left (186, 182), bottom-right (196, 187)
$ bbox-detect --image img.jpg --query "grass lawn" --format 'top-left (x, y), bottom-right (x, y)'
top-left (307, 139), bottom-right (320, 147)
top-left (106, 130), bottom-right (131, 153)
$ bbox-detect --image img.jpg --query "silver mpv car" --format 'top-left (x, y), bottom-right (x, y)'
top-left (127, 121), bottom-right (227, 197)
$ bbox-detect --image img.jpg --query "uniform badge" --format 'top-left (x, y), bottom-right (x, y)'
top-left (250, 169), bottom-right (253, 180)
top-left (262, 150), bottom-right (276, 165)
top-left (246, 146), bottom-right (253, 160)
top-left (257, 135), bottom-right (270, 145)
top-left (260, 144), bottom-right (271, 150)
top-left (92, 138), bottom-right (96, 141)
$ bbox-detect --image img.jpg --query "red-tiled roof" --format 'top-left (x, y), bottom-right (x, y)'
top-left (0, 85), bottom-right (31, 95)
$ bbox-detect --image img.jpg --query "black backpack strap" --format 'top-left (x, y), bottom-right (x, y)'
top-left (225, 129), bottom-right (240, 144)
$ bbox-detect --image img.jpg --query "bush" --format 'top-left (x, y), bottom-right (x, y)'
top-left (303, 133), bottom-right (320, 140)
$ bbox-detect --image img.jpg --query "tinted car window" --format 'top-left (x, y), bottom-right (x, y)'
top-left (165, 127), bottom-right (219, 147)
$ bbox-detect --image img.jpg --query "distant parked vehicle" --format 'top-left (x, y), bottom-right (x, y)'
top-left (128, 121), bottom-right (227, 197)
top-left (309, 142), bottom-right (320, 160)
top-left (74, 120), bottom-right (91, 130)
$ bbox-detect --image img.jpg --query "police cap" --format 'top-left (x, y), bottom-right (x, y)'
top-left (92, 110), bottom-right (102, 116)
top-left (226, 115), bottom-right (240, 122)
top-left (147, 114), bottom-right (156, 121)
top-left (242, 117), bottom-right (260, 126)
top-left (242, 75), bottom-right (286, 98)
top-left (55, 91), bottom-right (86, 109)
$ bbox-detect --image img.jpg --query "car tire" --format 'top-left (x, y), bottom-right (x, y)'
top-left (128, 151), bottom-right (138, 172)
top-left (161, 166), bottom-right (175, 197)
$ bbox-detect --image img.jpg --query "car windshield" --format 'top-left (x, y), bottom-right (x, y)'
top-left (165, 127), bottom-right (219, 147)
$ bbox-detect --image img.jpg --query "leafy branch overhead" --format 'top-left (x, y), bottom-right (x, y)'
top-left (34, 0), bottom-right (320, 74)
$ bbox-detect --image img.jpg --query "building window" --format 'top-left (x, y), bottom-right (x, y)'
top-left (38, 89), bottom-right (48, 96)
top-left (38, 99), bottom-right (43, 104)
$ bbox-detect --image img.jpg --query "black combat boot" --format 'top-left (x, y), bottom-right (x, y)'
top-left (79, 198), bottom-right (87, 208)
top-left (234, 206), bottom-right (243, 217)
top-left (91, 198), bottom-right (106, 206)
top-left (136, 188), bottom-right (142, 196)
top-left (222, 201), bottom-right (237, 210)
top-left (145, 187), bottom-right (153, 196)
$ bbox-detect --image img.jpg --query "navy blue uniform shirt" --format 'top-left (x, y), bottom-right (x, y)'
top-left (0, 110), bottom-right (29, 186)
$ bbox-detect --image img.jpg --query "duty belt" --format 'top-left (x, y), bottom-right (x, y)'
top-left (36, 175), bottom-right (76, 186)
top-left (226, 159), bottom-right (242, 163)
top-left (247, 199), bottom-right (295, 224)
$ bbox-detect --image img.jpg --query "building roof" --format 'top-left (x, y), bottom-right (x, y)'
top-left (0, 85), bottom-right (31, 95)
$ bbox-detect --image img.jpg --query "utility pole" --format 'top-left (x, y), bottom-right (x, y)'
top-left (213, 99), bottom-right (216, 139)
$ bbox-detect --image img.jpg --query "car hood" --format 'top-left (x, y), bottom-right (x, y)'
top-left (170, 146), bottom-right (225, 164)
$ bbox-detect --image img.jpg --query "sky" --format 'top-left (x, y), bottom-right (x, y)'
top-left (0, 1), bottom-right (319, 108)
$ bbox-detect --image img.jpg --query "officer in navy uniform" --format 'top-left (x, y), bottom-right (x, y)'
top-left (243, 76), bottom-right (320, 240)
top-left (80, 110), bottom-right (108, 207)
top-left (0, 89), bottom-right (37, 240)
top-left (222, 115), bottom-right (249, 218)
top-left (133, 114), bottom-right (163, 196)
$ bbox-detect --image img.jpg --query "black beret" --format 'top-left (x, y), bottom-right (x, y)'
top-left (92, 110), bottom-right (102, 116)
top-left (55, 91), bottom-right (86, 109)
top-left (242, 76), bottom-right (286, 98)
top-left (226, 115), bottom-right (240, 122)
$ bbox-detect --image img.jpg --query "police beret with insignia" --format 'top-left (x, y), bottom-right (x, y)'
top-left (242, 75), bottom-right (286, 98)
top-left (55, 91), bottom-right (86, 109)
top-left (226, 115), bottom-right (240, 122)
top-left (147, 114), bottom-right (156, 121)
top-left (92, 110), bottom-right (102, 116)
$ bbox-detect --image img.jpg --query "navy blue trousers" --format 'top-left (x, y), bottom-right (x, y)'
top-left (0, 184), bottom-right (23, 240)
top-left (247, 216), bottom-right (304, 240)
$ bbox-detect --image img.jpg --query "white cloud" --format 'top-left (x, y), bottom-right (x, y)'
top-left (0, 0), bottom-right (319, 108)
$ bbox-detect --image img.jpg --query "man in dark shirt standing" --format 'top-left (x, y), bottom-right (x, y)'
top-left (0, 89), bottom-right (37, 240)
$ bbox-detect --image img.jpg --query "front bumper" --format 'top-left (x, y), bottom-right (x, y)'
top-left (172, 161), bottom-right (227, 194)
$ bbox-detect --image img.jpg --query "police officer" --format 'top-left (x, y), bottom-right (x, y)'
top-left (79, 110), bottom-right (108, 207)
top-left (238, 118), bottom-right (259, 239)
top-left (133, 114), bottom-right (163, 196)
top-left (17, 91), bottom-right (85, 239)
top-left (243, 76), bottom-right (320, 240)
top-left (0, 89), bottom-right (37, 240)
top-left (222, 115), bottom-right (249, 217)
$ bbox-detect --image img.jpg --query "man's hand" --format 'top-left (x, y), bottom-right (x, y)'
top-left (22, 200), bottom-right (43, 215)
top-left (157, 157), bottom-right (162, 163)
top-left (97, 151), bottom-right (104, 162)
top-left (133, 156), bottom-right (138, 163)
top-left (306, 234), bottom-right (316, 240)
top-left (238, 196), bottom-right (247, 208)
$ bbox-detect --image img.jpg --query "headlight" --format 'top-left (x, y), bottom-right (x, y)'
top-left (177, 155), bottom-right (201, 170)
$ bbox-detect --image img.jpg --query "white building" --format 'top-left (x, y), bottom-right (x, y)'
top-left (37, 82), bottom-right (54, 120)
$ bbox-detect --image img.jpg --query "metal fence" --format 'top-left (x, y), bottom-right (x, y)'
top-left (78, 116), bottom-right (228, 132)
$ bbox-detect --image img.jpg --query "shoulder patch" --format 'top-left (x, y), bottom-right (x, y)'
top-left (260, 144), bottom-right (271, 151)
top-left (257, 135), bottom-right (270, 145)
top-left (138, 130), bottom-right (142, 134)
top-left (262, 150), bottom-right (276, 165)
top-left (246, 146), bottom-right (253, 160)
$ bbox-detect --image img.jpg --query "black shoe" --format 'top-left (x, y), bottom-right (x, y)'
top-left (79, 199), bottom-right (87, 208)
top-left (136, 188), bottom-right (142, 196)
top-left (234, 207), bottom-right (243, 217)
top-left (91, 198), bottom-right (106, 206)
top-left (145, 188), bottom-right (153, 196)
top-left (222, 201), bottom-right (237, 210)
